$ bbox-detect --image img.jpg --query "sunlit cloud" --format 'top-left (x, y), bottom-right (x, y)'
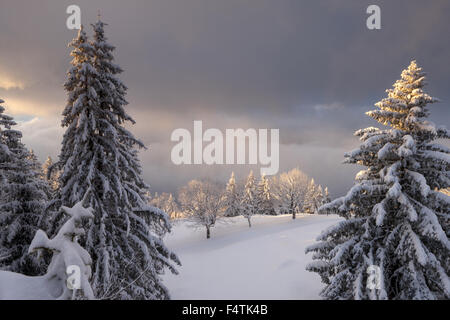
top-left (0, 97), bottom-right (61, 117)
top-left (0, 73), bottom-right (25, 90)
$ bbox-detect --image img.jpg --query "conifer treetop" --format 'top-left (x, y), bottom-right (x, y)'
top-left (367, 60), bottom-right (438, 132)
top-left (306, 61), bottom-right (450, 300)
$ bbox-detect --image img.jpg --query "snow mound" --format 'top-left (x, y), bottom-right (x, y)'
top-left (0, 202), bottom-right (94, 300)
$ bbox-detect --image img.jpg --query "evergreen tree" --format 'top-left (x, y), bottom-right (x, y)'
top-left (150, 192), bottom-right (180, 220)
top-left (323, 187), bottom-right (331, 204)
top-left (42, 156), bottom-right (60, 193)
top-left (256, 174), bottom-right (276, 215)
top-left (306, 61), bottom-right (450, 299)
top-left (224, 172), bottom-right (241, 217)
top-left (165, 193), bottom-right (179, 220)
top-left (313, 184), bottom-right (326, 213)
top-left (304, 179), bottom-right (318, 214)
top-left (0, 99), bottom-right (48, 276)
top-left (304, 182), bottom-right (328, 214)
top-left (241, 170), bottom-right (257, 227)
top-left (50, 23), bottom-right (179, 299)
top-left (317, 185), bottom-right (326, 207)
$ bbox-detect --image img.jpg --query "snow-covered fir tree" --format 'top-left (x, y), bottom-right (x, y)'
top-left (304, 180), bottom-right (326, 214)
top-left (304, 179), bottom-right (318, 214)
top-left (42, 156), bottom-right (60, 193)
top-left (323, 187), bottom-right (331, 204)
top-left (49, 22), bottom-right (179, 299)
top-left (0, 99), bottom-right (48, 276)
top-left (315, 185), bottom-right (326, 208)
top-left (306, 61), bottom-right (450, 300)
top-left (27, 150), bottom-right (41, 173)
top-left (256, 174), bottom-right (276, 215)
top-left (223, 172), bottom-right (241, 217)
top-left (164, 193), bottom-right (179, 220)
top-left (0, 99), bottom-right (14, 266)
top-left (150, 192), bottom-right (180, 220)
top-left (241, 170), bottom-right (258, 227)
top-left (28, 150), bottom-right (53, 206)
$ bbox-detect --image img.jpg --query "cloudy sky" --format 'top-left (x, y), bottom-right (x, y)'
top-left (0, 0), bottom-right (449, 197)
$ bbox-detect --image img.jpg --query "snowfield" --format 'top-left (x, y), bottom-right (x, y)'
top-left (0, 272), bottom-right (54, 300)
top-left (163, 214), bottom-right (342, 300)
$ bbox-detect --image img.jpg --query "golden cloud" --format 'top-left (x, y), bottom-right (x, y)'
top-left (0, 73), bottom-right (25, 90)
top-left (1, 97), bottom-right (61, 117)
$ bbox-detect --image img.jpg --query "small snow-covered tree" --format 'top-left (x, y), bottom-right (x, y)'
top-left (164, 193), bottom-right (180, 219)
top-left (0, 100), bottom-right (49, 276)
top-left (0, 201), bottom-right (95, 300)
top-left (323, 187), bottom-right (331, 204)
top-left (42, 156), bottom-right (60, 192)
top-left (27, 150), bottom-right (41, 172)
top-left (223, 172), bottom-right (241, 217)
top-left (306, 61), bottom-right (450, 300)
top-left (272, 168), bottom-right (309, 219)
top-left (28, 201), bottom-right (95, 300)
top-left (241, 170), bottom-right (258, 227)
top-left (256, 174), bottom-right (276, 215)
top-left (179, 180), bottom-right (225, 239)
top-left (49, 23), bottom-right (179, 299)
top-left (315, 185), bottom-right (326, 209)
top-left (304, 179), bottom-right (325, 214)
top-left (150, 192), bottom-right (180, 220)
top-left (303, 179), bottom-right (317, 214)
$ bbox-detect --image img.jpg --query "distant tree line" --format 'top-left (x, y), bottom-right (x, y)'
top-left (149, 168), bottom-right (331, 239)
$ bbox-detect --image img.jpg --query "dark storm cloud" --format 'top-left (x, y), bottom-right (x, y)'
top-left (0, 0), bottom-right (449, 196)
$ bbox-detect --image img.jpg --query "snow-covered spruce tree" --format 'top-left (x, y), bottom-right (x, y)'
top-left (223, 172), bottom-right (241, 217)
top-left (241, 170), bottom-right (258, 227)
top-left (256, 174), bottom-right (276, 215)
top-left (304, 180), bottom-right (326, 214)
top-left (323, 187), bottom-right (331, 204)
top-left (0, 100), bottom-right (49, 276)
top-left (306, 61), bottom-right (450, 300)
top-left (50, 23), bottom-right (179, 299)
top-left (303, 179), bottom-right (318, 214)
top-left (164, 193), bottom-right (180, 220)
top-left (28, 150), bottom-right (53, 206)
top-left (150, 192), bottom-right (180, 220)
top-left (0, 100), bottom-right (10, 189)
top-left (42, 156), bottom-right (60, 193)
top-left (315, 185), bottom-right (326, 209)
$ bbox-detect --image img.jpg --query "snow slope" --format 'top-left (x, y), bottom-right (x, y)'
top-left (163, 214), bottom-right (342, 300)
top-left (0, 272), bottom-right (54, 300)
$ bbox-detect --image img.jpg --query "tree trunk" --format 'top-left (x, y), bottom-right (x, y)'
top-left (247, 217), bottom-right (252, 228)
top-left (206, 225), bottom-right (211, 239)
top-left (292, 212), bottom-right (296, 220)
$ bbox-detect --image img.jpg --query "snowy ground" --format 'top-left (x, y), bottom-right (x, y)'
top-left (162, 214), bottom-right (342, 300)
top-left (0, 272), bottom-right (54, 300)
